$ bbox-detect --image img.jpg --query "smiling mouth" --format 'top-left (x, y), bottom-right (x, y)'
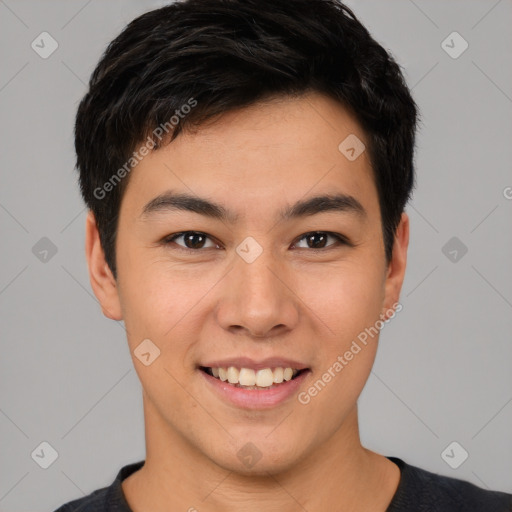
top-left (199, 366), bottom-right (309, 390)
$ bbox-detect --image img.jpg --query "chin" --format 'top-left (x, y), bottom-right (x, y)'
top-left (217, 452), bottom-right (300, 478)
top-left (206, 433), bottom-right (307, 477)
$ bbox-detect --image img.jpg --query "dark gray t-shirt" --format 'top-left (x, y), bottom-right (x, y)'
top-left (54, 457), bottom-right (512, 511)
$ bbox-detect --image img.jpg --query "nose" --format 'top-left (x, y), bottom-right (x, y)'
top-left (215, 248), bottom-right (300, 339)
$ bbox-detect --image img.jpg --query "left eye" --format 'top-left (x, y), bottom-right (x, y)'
top-left (293, 231), bottom-right (347, 249)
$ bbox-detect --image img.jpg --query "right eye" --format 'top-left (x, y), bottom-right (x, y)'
top-left (163, 231), bottom-right (222, 252)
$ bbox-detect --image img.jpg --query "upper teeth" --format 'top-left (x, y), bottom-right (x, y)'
top-left (210, 367), bottom-right (298, 387)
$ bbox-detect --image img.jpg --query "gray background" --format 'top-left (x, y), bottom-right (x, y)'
top-left (1, 0), bottom-right (511, 510)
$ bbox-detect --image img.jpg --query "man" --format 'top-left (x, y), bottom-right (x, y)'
top-left (55, 0), bottom-right (512, 510)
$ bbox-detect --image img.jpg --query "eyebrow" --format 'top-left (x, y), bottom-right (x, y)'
top-left (140, 190), bottom-right (366, 223)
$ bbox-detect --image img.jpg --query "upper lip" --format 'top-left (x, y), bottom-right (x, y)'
top-left (199, 357), bottom-right (309, 371)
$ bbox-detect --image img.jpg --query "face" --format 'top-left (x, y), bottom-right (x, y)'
top-left (86, 92), bottom-right (408, 475)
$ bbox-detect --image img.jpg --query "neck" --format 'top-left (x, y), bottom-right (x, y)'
top-left (122, 394), bottom-right (400, 512)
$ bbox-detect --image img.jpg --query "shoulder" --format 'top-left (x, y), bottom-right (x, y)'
top-left (53, 488), bottom-right (108, 512)
top-left (387, 457), bottom-right (512, 512)
top-left (52, 461), bottom-right (145, 512)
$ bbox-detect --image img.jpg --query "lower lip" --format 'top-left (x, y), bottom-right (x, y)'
top-left (200, 369), bottom-right (310, 409)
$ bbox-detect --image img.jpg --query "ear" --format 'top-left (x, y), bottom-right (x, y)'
top-left (85, 210), bottom-right (123, 321)
top-left (382, 212), bottom-right (409, 318)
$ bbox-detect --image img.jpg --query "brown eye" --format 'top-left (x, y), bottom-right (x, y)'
top-left (165, 231), bottom-right (218, 250)
top-left (294, 231), bottom-right (349, 249)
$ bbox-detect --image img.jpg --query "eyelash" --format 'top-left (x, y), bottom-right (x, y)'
top-left (162, 231), bottom-right (351, 253)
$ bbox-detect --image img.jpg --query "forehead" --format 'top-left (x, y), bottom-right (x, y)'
top-left (121, 92), bottom-right (379, 223)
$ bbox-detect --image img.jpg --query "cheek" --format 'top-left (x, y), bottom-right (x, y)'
top-left (299, 260), bottom-right (386, 341)
top-left (116, 235), bottom-right (181, 325)
top-left (297, 260), bottom-right (385, 399)
top-left (116, 253), bottom-right (219, 373)
top-left (296, 272), bottom-right (383, 425)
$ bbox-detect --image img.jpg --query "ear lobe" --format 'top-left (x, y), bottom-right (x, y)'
top-left (382, 212), bottom-right (409, 316)
top-left (85, 210), bottom-right (123, 321)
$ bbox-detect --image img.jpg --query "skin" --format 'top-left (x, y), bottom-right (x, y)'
top-left (86, 91), bottom-right (409, 511)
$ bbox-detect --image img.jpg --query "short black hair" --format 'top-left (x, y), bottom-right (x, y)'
top-left (75, 0), bottom-right (419, 279)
